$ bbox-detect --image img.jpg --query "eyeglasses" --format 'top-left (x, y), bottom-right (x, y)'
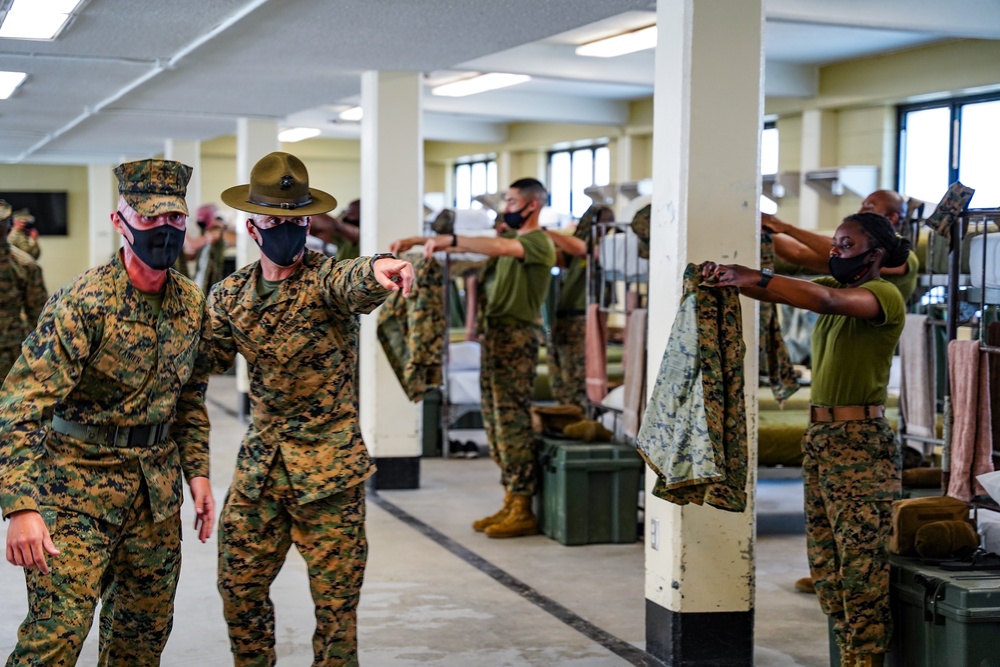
top-left (251, 216), bottom-right (308, 230)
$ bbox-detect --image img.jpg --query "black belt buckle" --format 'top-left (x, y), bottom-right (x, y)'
top-left (128, 424), bottom-right (152, 447)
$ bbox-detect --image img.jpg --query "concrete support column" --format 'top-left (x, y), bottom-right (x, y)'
top-left (164, 139), bottom-right (202, 214)
top-left (496, 151), bottom-right (512, 197)
top-left (87, 164), bottom-right (117, 268)
top-left (358, 70), bottom-right (422, 489)
top-left (646, 1), bottom-right (762, 664)
top-left (798, 109), bottom-right (839, 230)
top-left (233, 118), bottom-right (278, 418)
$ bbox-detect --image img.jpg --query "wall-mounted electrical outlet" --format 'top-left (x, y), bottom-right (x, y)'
top-left (650, 518), bottom-right (660, 550)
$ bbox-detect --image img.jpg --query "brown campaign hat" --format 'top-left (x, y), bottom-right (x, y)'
top-left (221, 152), bottom-right (337, 216)
top-left (114, 159), bottom-right (192, 217)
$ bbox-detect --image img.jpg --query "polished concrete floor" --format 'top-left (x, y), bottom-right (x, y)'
top-left (0, 375), bottom-right (831, 666)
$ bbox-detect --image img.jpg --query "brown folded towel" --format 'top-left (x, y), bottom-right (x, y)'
top-left (531, 404), bottom-right (586, 434)
top-left (902, 467), bottom-right (944, 489)
top-left (563, 419), bottom-right (613, 443)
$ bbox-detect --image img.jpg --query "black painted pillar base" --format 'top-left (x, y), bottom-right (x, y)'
top-left (646, 598), bottom-right (753, 666)
top-left (372, 456), bottom-right (420, 490)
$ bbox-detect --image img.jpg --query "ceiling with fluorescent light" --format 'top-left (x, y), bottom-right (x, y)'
top-left (0, 0), bottom-right (999, 165)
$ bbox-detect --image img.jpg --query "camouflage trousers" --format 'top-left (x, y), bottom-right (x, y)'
top-left (480, 320), bottom-right (541, 496)
top-left (217, 453), bottom-right (367, 667)
top-left (801, 418), bottom-right (901, 655)
top-left (7, 484), bottom-right (181, 667)
top-left (547, 315), bottom-right (586, 411)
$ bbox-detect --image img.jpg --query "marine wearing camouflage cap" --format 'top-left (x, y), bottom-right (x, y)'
top-left (113, 158), bottom-right (193, 217)
top-left (0, 199), bottom-right (11, 224)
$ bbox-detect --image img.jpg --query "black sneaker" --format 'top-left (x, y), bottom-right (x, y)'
top-left (463, 441), bottom-right (480, 459)
top-left (448, 440), bottom-right (465, 457)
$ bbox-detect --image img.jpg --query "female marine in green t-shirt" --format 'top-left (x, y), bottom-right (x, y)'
top-left (704, 212), bottom-right (911, 667)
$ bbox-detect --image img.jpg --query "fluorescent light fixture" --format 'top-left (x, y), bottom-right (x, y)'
top-left (338, 106), bottom-right (363, 122)
top-left (576, 25), bottom-right (657, 58)
top-left (0, 71), bottom-right (27, 99)
top-left (0, 0), bottom-right (83, 40)
top-left (278, 127), bottom-right (321, 143)
top-left (431, 73), bottom-right (531, 98)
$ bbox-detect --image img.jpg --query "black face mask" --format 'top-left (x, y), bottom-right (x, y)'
top-left (829, 248), bottom-right (874, 285)
top-left (253, 220), bottom-right (308, 267)
top-left (119, 212), bottom-right (186, 270)
top-left (503, 203), bottom-right (531, 230)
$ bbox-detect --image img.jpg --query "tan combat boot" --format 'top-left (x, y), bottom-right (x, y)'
top-left (853, 654), bottom-right (884, 667)
top-left (472, 492), bottom-right (513, 532)
top-left (794, 577), bottom-right (816, 594)
top-left (484, 494), bottom-right (539, 538)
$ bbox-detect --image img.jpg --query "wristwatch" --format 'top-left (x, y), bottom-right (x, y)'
top-left (370, 252), bottom-right (395, 273)
top-left (451, 233), bottom-right (459, 247)
top-left (757, 267), bottom-right (774, 288)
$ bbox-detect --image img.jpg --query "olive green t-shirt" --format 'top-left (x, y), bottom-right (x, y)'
top-left (809, 276), bottom-right (905, 407)
top-left (483, 229), bottom-right (556, 324)
top-left (138, 288), bottom-right (164, 315)
top-left (335, 237), bottom-right (360, 262)
top-left (882, 250), bottom-right (919, 303)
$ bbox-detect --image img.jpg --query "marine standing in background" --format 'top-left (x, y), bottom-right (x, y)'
top-left (209, 152), bottom-right (414, 667)
top-left (0, 159), bottom-right (215, 666)
top-left (8, 209), bottom-right (41, 260)
top-left (422, 178), bottom-right (556, 538)
top-left (545, 204), bottom-right (611, 410)
top-left (0, 200), bottom-right (47, 379)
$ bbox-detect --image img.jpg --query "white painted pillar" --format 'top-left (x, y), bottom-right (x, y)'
top-left (615, 134), bottom-right (634, 219)
top-left (233, 119), bottom-right (278, 416)
top-left (798, 109), bottom-right (839, 230)
top-left (87, 164), bottom-right (117, 268)
top-left (164, 139), bottom-right (202, 237)
top-left (646, 1), bottom-right (761, 663)
top-left (358, 71), bottom-right (422, 488)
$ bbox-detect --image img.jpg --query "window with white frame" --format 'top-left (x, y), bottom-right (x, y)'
top-left (453, 158), bottom-right (498, 209)
top-left (547, 144), bottom-right (610, 219)
top-left (898, 94), bottom-right (1000, 210)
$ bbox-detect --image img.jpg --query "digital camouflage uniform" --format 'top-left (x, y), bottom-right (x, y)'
top-left (8, 226), bottom-right (41, 261)
top-left (0, 238), bottom-right (47, 379)
top-left (802, 418), bottom-right (901, 656)
top-left (208, 250), bottom-right (391, 667)
top-left (0, 251), bottom-right (212, 666)
top-left (547, 205), bottom-right (605, 411)
top-left (805, 276), bottom-right (904, 657)
top-left (478, 230), bottom-right (555, 497)
top-left (635, 263), bottom-right (748, 512)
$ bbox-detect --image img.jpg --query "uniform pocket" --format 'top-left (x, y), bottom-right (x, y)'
top-left (26, 508), bottom-right (59, 621)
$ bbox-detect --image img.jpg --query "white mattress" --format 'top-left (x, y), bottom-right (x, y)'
top-left (448, 341), bottom-right (480, 370)
top-left (598, 229), bottom-right (649, 281)
top-left (447, 369), bottom-right (481, 405)
top-left (968, 233), bottom-right (1000, 289)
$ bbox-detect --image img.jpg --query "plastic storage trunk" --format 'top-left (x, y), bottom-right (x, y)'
top-left (887, 556), bottom-right (1000, 667)
top-left (535, 436), bottom-right (643, 546)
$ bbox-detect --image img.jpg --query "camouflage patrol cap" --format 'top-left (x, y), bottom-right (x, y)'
top-left (631, 203), bottom-right (651, 259)
top-left (0, 200), bottom-right (10, 224)
top-left (431, 209), bottom-right (455, 235)
top-left (12, 208), bottom-right (33, 223)
top-left (113, 159), bottom-right (193, 217)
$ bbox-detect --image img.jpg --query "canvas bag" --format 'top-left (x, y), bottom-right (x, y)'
top-left (889, 495), bottom-right (972, 556)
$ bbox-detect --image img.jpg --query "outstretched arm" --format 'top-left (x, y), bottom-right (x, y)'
top-left (702, 262), bottom-right (884, 319)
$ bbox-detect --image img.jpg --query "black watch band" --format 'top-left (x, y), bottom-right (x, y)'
top-left (451, 233), bottom-right (459, 247)
top-left (757, 267), bottom-right (774, 288)
top-left (370, 253), bottom-right (395, 273)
